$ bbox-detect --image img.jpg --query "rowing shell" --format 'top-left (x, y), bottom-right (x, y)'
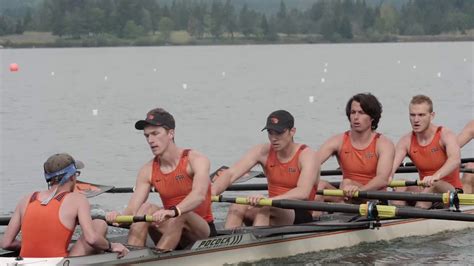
top-left (2, 206), bottom-right (474, 265)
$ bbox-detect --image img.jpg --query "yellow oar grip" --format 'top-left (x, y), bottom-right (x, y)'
top-left (375, 205), bottom-right (397, 218)
top-left (322, 190), bottom-right (345, 197)
top-left (211, 195), bottom-right (220, 202)
top-left (115, 215), bottom-right (154, 223)
top-left (459, 194), bottom-right (474, 205)
top-left (235, 197), bottom-right (250, 204)
top-left (322, 190), bottom-right (360, 197)
top-left (258, 199), bottom-right (273, 206)
top-left (389, 180), bottom-right (408, 187)
top-left (359, 204), bottom-right (397, 218)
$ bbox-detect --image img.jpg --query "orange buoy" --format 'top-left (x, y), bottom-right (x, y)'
top-left (9, 63), bottom-right (19, 72)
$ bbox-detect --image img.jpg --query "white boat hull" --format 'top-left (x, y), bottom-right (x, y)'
top-left (2, 207), bottom-right (474, 265)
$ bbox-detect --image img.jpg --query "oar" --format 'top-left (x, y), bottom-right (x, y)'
top-left (212, 196), bottom-right (474, 222)
top-left (318, 190), bottom-right (474, 206)
top-left (74, 166), bottom-right (263, 197)
top-left (0, 215), bottom-right (154, 226)
top-left (401, 157), bottom-right (474, 167)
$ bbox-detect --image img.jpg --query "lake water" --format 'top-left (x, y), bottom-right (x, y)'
top-left (0, 42), bottom-right (473, 263)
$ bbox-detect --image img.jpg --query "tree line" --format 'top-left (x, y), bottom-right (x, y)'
top-left (1, 0), bottom-right (473, 44)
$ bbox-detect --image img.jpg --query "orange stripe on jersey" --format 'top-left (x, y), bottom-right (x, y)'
top-left (152, 149), bottom-right (214, 223)
top-left (409, 127), bottom-right (462, 189)
top-left (20, 191), bottom-right (74, 258)
top-left (338, 131), bottom-right (380, 186)
top-left (264, 144), bottom-right (316, 199)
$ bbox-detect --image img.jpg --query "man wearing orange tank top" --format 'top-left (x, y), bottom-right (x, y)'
top-left (106, 108), bottom-right (215, 251)
top-left (391, 95), bottom-right (462, 208)
top-left (458, 120), bottom-right (474, 193)
top-left (212, 110), bottom-right (320, 229)
top-left (314, 93), bottom-right (395, 206)
top-left (1, 153), bottom-right (128, 258)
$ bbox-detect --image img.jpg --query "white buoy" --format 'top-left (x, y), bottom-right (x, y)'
top-left (324, 63), bottom-right (328, 67)
top-left (222, 71), bottom-right (226, 77)
top-left (464, 58), bottom-right (467, 62)
top-left (182, 83), bottom-right (187, 89)
top-left (323, 68), bottom-right (327, 73)
top-left (51, 71), bottom-right (55, 76)
top-left (153, 68), bottom-right (157, 72)
top-left (309, 96), bottom-right (314, 103)
top-left (92, 109), bottom-right (98, 116)
top-left (437, 72), bottom-right (441, 78)
top-left (104, 76), bottom-right (108, 81)
top-left (412, 65), bottom-right (417, 69)
top-left (321, 78), bottom-right (325, 83)
top-left (397, 60), bottom-right (401, 64)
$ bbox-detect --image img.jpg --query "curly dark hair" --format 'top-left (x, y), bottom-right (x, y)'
top-left (345, 93), bottom-right (382, 130)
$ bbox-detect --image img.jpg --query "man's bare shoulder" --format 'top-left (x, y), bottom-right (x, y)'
top-left (377, 134), bottom-right (395, 146)
top-left (187, 149), bottom-right (209, 162)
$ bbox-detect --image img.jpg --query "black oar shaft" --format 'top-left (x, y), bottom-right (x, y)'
top-left (357, 191), bottom-right (443, 202)
top-left (395, 208), bottom-right (474, 222)
top-left (401, 157), bottom-right (474, 167)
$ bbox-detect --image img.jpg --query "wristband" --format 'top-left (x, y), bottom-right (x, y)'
top-left (106, 239), bottom-right (112, 252)
top-left (169, 206), bottom-right (181, 217)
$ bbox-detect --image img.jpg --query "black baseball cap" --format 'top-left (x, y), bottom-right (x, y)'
top-left (135, 108), bottom-right (176, 130)
top-left (261, 110), bottom-right (294, 133)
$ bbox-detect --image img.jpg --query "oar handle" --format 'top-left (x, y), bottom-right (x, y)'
top-left (211, 195), bottom-right (273, 206)
top-left (114, 215), bottom-right (154, 223)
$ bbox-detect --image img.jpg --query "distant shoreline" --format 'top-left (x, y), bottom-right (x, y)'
top-left (1, 31), bottom-right (473, 48)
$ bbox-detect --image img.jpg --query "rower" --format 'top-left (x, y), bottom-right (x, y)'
top-left (313, 93), bottom-right (395, 212)
top-left (0, 153), bottom-right (128, 258)
top-left (458, 120), bottom-right (474, 193)
top-left (106, 108), bottom-right (216, 251)
top-left (211, 110), bottom-right (320, 228)
top-left (390, 95), bottom-right (463, 208)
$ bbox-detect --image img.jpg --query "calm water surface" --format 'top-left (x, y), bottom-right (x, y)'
top-left (0, 42), bottom-right (473, 263)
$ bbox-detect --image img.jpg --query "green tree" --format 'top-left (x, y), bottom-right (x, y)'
top-left (159, 16), bottom-right (174, 41)
top-left (123, 20), bottom-right (144, 39)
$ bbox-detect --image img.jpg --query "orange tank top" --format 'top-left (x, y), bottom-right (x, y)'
top-left (152, 149), bottom-right (214, 223)
top-left (20, 191), bottom-right (74, 258)
top-left (409, 127), bottom-right (462, 189)
top-left (264, 144), bottom-right (317, 199)
top-left (338, 131), bottom-right (380, 186)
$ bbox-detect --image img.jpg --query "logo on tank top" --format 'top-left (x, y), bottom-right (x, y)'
top-left (431, 147), bottom-right (440, 153)
top-left (288, 167), bottom-right (297, 173)
top-left (175, 174), bottom-right (185, 181)
top-left (365, 152), bottom-right (375, 159)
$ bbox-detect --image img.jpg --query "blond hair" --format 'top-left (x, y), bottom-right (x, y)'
top-left (410, 95), bottom-right (433, 113)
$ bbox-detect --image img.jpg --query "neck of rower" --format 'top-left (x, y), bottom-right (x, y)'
top-left (276, 142), bottom-right (298, 162)
top-left (349, 128), bottom-right (374, 148)
top-left (415, 123), bottom-right (437, 144)
top-left (157, 143), bottom-right (182, 171)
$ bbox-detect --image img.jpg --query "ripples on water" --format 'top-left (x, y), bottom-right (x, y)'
top-left (242, 229), bottom-right (474, 265)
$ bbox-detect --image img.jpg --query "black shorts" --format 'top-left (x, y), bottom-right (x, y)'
top-left (293, 209), bottom-right (313, 224)
top-left (208, 222), bottom-right (218, 237)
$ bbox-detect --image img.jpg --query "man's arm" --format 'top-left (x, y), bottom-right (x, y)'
top-left (174, 151), bottom-right (210, 213)
top-left (430, 128), bottom-right (461, 180)
top-left (0, 194), bottom-right (29, 250)
top-left (390, 133), bottom-right (411, 180)
top-left (75, 194), bottom-right (128, 256)
top-left (315, 134), bottom-right (343, 166)
top-left (361, 135), bottom-right (394, 191)
top-left (122, 162), bottom-right (153, 215)
top-left (211, 144), bottom-right (267, 195)
top-left (458, 120), bottom-right (474, 148)
top-left (271, 148), bottom-right (320, 200)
